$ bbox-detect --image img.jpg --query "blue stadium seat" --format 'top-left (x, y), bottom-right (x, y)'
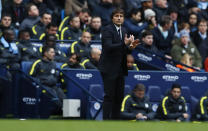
top-left (181, 86), bottom-right (191, 103)
top-left (124, 85), bottom-right (132, 96)
top-left (88, 84), bottom-right (103, 120)
top-left (147, 85), bottom-right (162, 112)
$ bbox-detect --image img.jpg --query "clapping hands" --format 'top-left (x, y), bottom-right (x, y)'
top-left (124, 34), bottom-right (140, 49)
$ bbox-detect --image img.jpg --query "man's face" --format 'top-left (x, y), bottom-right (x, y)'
top-left (181, 36), bottom-right (189, 45)
top-left (127, 55), bottom-right (134, 69)
top-left (92, 49), bottom-right (101, 62)
top-left (1, 16), bottom-right (12, 27)
top-left (91, 17), bottom-right (101, 30)
top-left (198, 21), bottom-right (208, 34)
top-left (164, 20), bottom-right (173, 30)
top-left (29, 5), bottom-right (39, 16)
top-left (142, 35), bottom-right (153, 46)
top-left (20, 32), bottom-right (30, 41)
top-left (134, 90), bottom-right (145, 99)
top-left (81, 32), bottom-right (91, 44)
top-left (170, 12), bottom-right (178, 21)
top-left (47, 26), bottom-right (58, 35)
top-left (46, 36), bottom-right (56, 46)
top-left (132, 12), bottom-right (141, 22)
top-left (45, 48), bottom-right (55, 61)
top-left (69, 54), bottom-right (78, 64)
top-left (189, 14), bottom-right (197, 25)
top-left (79, 12), bottom-right (90, 24)
top-left (14, 0), bottom-right (22, 4)
top-left (70, 17), bottom-right (80, 29)
top-left (142, 0), bottom-right (153, 9)
top-left (41, 14), bottom-right (52, 26)
top-left (171, 88), bottom-right (181, 99)
top-left (112, 13), bottom-right (124, 26)
top-left (5, 30), bottom-right (15, 43)
top-left (156, 0), bottom-right (167, 8)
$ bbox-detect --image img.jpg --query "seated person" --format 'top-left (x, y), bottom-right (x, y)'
top-left (176, 53), bottom-right (196, 72)
top-left (127, 54), bottom-right (139, 71)
top-left (61, 53), bottom-right (83, 69)
top-left (156, 83), bottom-right (189, 122)
top-left (17, 29), bottom-right (39, 61)
top-left (37, 34), bottom-right (67, 63)
top-left (80, 48), bottom-right (101, 69)
top-left (29, 46), bottom-right (66, 108)
top-left (194, 90), bottom-right (208, 121)
top-left (120, 83), bottom-right (155, 120)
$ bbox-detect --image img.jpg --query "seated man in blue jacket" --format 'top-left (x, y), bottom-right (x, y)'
top-left (120, 83), bottom-right (155, 120)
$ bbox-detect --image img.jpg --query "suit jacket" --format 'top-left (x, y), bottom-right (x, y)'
top-left (98, 23), bottom-right (129, 77)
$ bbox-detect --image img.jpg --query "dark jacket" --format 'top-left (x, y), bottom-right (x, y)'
top-left (80, 57), bottom-right (98, 69)
top-left (60, 26), bottom-right (82, 41)
top-left (29, 59), bottom-right (58, 87)
top-left (68, 41), bottom-right (91, 59)
top-left (0, 37), bottom-right (20, 69)
top-left (152, 26), bottom-right (174, 55)
top-left (86, 27), bottom-right (102, 40)
top-left (156, 94), bottom-right (187, 121)
top-left (17, 40), bottom-right (39, 61)
top-left (98, 23), bottom-right (130, 77)
top-left (120, 92), bottom-right (155, 120)
top-left (31, 21), bottom-right (46, 39)
top-left (194, 95), bottom-right (208, 121)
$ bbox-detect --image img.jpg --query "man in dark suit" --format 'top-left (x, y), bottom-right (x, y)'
top-left (98, 8), bottom-right (139, 120)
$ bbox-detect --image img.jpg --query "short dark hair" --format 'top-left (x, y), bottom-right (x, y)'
top-left (18, 29), bottom-right (30, 39)
top-left (70, 53), bottom-right (81, 62)
top-left (111, 8), bottom-right (125, 19)
top-left (171, 83), bottom-right (181, 91)
top-left (133, 83), bottom-right (146, 92)
top-left (159, 15), bottom-right (172, 27)
top-left (42, 45), bottom-right (54, 56)
top-left (80, 8), bottom-right (91, 16)
top-left (1, 13), bottom-right (12, 19)
top-left (129, 8), bottom-right (141, 18)
top-left (40, 11), bottom-right (52, 18)
top-left (141, 30), bottom-right (153, 38)
top-left (46, 22), bottom-right (58, 29)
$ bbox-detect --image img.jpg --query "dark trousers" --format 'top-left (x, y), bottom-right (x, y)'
top-left (101, 73), bottom-right (125, 120)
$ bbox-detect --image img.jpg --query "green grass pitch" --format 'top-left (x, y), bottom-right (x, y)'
top-left (0, 120), bottom-right (208, 131)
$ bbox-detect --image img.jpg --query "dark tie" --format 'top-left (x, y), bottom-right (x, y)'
top-left (118, 28), bottom-right (122, 39)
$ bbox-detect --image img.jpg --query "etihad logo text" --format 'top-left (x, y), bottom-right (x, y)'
top-left (76, 73), bottom-right (93, 79)
top-left (191, 76), bottom-right (207, 82)
top-left (22, 97), bottom-right (37, 105)
top-left (165, 64), bottom-right (180, 71)
top-left (162, 75), bottom-right (179, 81)
top-left (134, 75), bottom-right (151, 81)
top-left (137, 53), bottom-right (152, 62)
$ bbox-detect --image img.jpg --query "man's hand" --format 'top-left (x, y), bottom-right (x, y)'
top-left (129, 39), bottom-right (140, 49)
top-left (183, 113), bottom-right (189, 119)
top-left (136, 113), bottom-right (144, 119)
top-left (124, 34), bottom-right (134, 45)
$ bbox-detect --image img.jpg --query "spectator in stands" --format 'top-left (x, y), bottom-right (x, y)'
top-left (196, 0), bottom-right (208, 20)
top-left (152, 15), bottom-right (174, 55)
top-left (98, 8), bottom-right (139, 120)
top-left (123, 8), bottom-right (148, 39)
top-left (78, 8), bottom-right (91, 31)
top-left (126, 54), bottom-right (139, 71)
top-left (0, 28), bottom-right (20, 71)
top-left (39, 22), bottom-right (59, 41)
top-left (19, 3), bottom-right (40, 30)
top-left (2, 0), bottom-right (26, 28)
top-left (80, 48), bottom-right (101, 69)
top-left (60, 15), bottom-right (82, 41)
top-left (194, 90), bottom-right (208, 121)
top-left (141, 0), bottom-right (153, 20)
top-left (64, 0), bottom-right (88, 16)
top-left (120, 83), bottom-right (155, 120)
top-left (176, 53), bottom-right (196, 72)
top-left (30, 0), bottom-right (49, 16)
top-left (190, 19), bottom-right (208, 62)
top-left (37, 34), bottom-right (67, 62)
top-left (168, 7), bottom-right (180, 38)
top-left (68, 31), bottom-right (92, 59)
top-left (61, 53), bottom-right (83, 69)
top-left (156, 83), bottom-right (189, 122)
top-left (86, 16), bottom-right (102, 40)
top-left (168, 0), bottom-right (189, 23)
top-left (87, 0), bottom-right (115, 26)
top-left (29, 45), bottom-right (66, 109)
top-left (0, 14), bottom-right (14, 37)
top-left (31, 11), bottom-right (52, 39)
top-left (188, 13), bottom-right (198, 33)
top-left (17, 29), bottom-right (38, 61)
top-left (143, 9), bottom-right (157, 30)
top-left (138, 30), bottom-right (160, 56)
top-left (124, 0), bottom-right (142, 14)
top-left (171, 29), bottom-right (202, 69)
top-left (153, 0), bottom-right (168, 22)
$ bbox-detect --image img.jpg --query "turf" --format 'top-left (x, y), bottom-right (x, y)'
top-left (0, 120), bottom-right (208, 131)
